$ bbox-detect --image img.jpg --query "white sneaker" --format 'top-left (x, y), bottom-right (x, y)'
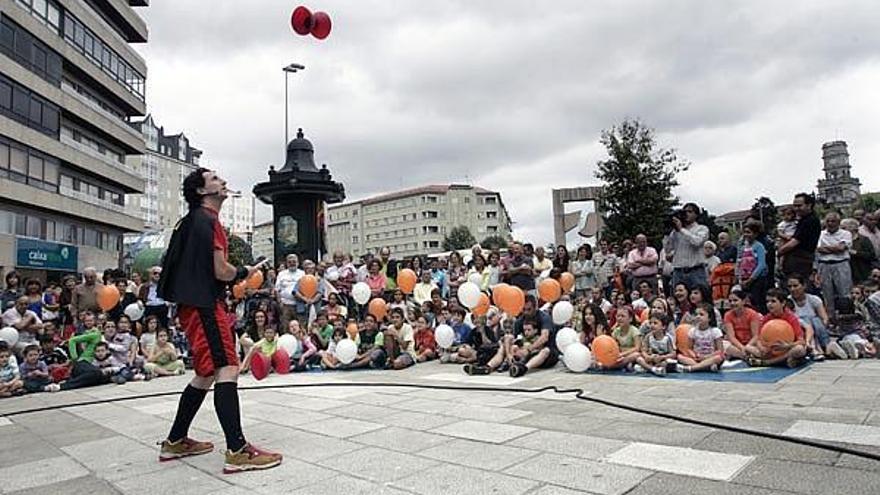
top-left (651, 366), bottom-right (666, 376)
top-left (44, 383), bottom-right (61, 393)
top-left (675, 363), bottom-right (690, 373)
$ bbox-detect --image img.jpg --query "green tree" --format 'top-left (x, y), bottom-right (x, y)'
top-left (442, 225), bottom-right (477, 251)
top-left (750, 196), bottom-right (779, 236)
top-left (861, 193), bottom-right (880, 214)
top-left (227, 229), bottom-right (253, 267)
top-left (594, 118), bottom-right (689, 247)
top-left (480, 235), bottom-right (509, 251)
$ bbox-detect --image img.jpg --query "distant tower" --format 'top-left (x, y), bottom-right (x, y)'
top-left (817, 141), bottom-right (861, 210)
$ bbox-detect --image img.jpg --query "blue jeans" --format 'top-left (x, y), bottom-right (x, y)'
top-left (672, 266), bottom-right (708, 291)
top-left (804, 315), bottom-right (830, 348)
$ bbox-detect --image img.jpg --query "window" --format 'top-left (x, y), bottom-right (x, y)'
top-left (0, 16), bottom-right (61, 84)
top-left (26, 215), bottom-right (40, 238)
top-left (9, 145), bottom-right (26, 175)
top-left (486, 211), bottom-right (498, 219)
top-left (485, 196), bottom-right (497, 204)
top-left (464, 197), bottom-right (470, 204)
top-left (0, 74), bottom-right (59, 135)
top-left (351, 236), bottom-right (359, 244)
top-left (487, 226), bottom-right (498, 233)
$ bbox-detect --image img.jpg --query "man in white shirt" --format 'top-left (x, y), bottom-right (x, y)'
top-left (533, 246), bottom-right (553, 286)
top-left (2, 296), bottom-right (43, 352)
top-left (817, 212), bottom-right (852, 317)
top-left (663, 203), bottom-right (710, 290)
top-left (275, 254), bottom-right (304, 329)
top-left (859, 211), bottom-right (880, 257)
top-left (625, 234), bottom-right (659, 292)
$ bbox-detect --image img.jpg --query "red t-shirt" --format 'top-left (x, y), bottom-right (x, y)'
top-left (761, 309), bottom-right (804, 341)
top-left (414, 328), bottom-right (436, 352)
top-left (204, 207), bottom-right (227, 260)
top-left (724, 307), bottom-right (762, 344)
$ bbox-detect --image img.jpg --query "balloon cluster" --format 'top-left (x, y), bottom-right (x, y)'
top-left (291, 6), bottom-right (332, 40)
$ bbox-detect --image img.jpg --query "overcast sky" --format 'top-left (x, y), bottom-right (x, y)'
top-left (136, 1), bottom-right (880, 245)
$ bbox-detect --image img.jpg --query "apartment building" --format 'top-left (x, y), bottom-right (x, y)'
top-left (326, 184), bottom-right (512, 258)
top-left (0, 0), bottom-right (148, 281)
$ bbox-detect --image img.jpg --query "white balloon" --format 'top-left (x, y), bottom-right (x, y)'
top-left (467, 273), bottom-right (483, 286)
top-left (552, 301), bottom-right (574, 325)
top-left (277, 334), bottom-right (298, 356)
top-left (0, 327), bottom-right (19, 347)
top-left (351, 282), bottom-right (371, 305)
top-left (325, 270), bottom-right (340, 282)
top-left (336, 338), bottom-right (358, 364)
top-left (434, 324), bottom-right (455, 349)
top-left (562, 343), bottom-right (592, 372)
top-left (555, 327), bottom-right (578, 352)
top-left (457, 282), bottom-right (482, 309)
top-left (124, 303), bottom-right (144, 321)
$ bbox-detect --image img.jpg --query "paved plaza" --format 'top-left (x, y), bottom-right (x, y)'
top-left (2, 360), bottom-right (880, 494)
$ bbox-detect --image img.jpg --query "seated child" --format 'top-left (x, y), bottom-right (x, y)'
top-left (459, 313), bottom-right (502, 372)
top-left (144, 328), bottom-right (185, 376)
top-left (745, 289), bottom-right (807, 368)
top-left (467, 317), bottom-right (557, 377)
top-left (345, 314), bottom-right (386, 370)
top-left (19, 344), bottom-right (60, 393)
top-left (309, 312), bottom-right (334, 351)
top-left (832, 297), bottom-right (876, 359)
top-left (676, 303), bottom-right (725, 373)
top-left (240, 326), bottom-right (288, 375)
top-left (595, 306), bottom-right (641, 371)
top-left (288, 320), bottom-right (319, 371)
top-left (0, 343), bottom-right (24, 397)
top-left (439, 307), bottom-right (474, 364)
top-left (635, 314), bottom-right (676, 376)
top-left (413, 314), bottom-right (437, 362)
top-left (92, 341), bottom-right (124, 382)
top-left (39, 332), bottom-right (69, 383)
top-left (383, 308), bottom-right (416, 370)
top-left (319, 327), bottom-right (347, 370)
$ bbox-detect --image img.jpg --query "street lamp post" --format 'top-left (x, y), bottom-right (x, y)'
top-left (283, 63), bottom-right (305, 158)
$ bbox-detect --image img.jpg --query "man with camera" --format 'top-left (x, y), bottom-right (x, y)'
top-left (663, 202), bottom-right (710, 290)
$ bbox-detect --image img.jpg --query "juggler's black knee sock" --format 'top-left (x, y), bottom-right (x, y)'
top-left (213, 382), bottom-right (246, 452)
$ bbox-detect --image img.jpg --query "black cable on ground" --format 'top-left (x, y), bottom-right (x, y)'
top-left (2, 381), bottom-right (878, 463)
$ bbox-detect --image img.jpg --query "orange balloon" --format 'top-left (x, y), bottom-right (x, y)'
top-left (491, 283), bottom-right (510, 307)
top-left (368, 298), bottom-right (388, 320)
top-left (299, 274), bottom-right (319, 299)
top-left (760, 319), bottom-right (794, 345)
top-left (638, 308), bottom-right (650, 324)
top-left (538, 278), bottom-right (562, 303)
top-left (397, 268), bottom-right (417, 294)
top-left (346, 322), bottom-right (360, 340)
top-left (246, 269), bottom-right (264, 290)
top-left (592, 335), bottom-right (620, 367)
top-left (97, 285), bottom-right (120, 312)
top-left (472, 293), bottom-right (491, 316)
top-left (675, 324), bottom-right (692, 352)
top-left (559, 272), bottom-right (575, 293)
top-left (232, 281), bottom-right (247, 300)
top-left (512, 286), bottom-right (526, 316)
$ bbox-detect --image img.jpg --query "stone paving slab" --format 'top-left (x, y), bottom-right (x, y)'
top-left (604, 442), bottom-right (755, 481)
top-left (392, 463), bottom-right (540, 495)
top-left (417, 437), bottom-right (540, 471)
top-left (504, 453), bottom-right (653, 494)
top-left (430, 419), bottom-right (535, 443)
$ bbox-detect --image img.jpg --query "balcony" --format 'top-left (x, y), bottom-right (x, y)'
top-left (60, 133), bottom-right (137, 176)
top-left (61, 80), bottom-right (142, 140)
top-left (59, 185), bottom-right (126, 214)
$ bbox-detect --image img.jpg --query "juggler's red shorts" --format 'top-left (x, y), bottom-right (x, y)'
top-left (178, 302), bottom-right (239, 377)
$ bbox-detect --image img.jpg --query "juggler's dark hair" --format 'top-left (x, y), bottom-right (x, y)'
top-left (182, 167), bottom-right (211, 210)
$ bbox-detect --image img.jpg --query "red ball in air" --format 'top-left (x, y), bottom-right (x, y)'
top-left (310, 11), bottom-right (332, 40)
top-left (291, 6), bottom-right (312, 35)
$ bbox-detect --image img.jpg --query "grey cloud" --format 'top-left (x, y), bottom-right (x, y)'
top-left (138, 0), bottom-right (880, 244)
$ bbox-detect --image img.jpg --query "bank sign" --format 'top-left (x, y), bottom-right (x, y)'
top-left (16, 238), bottom-right (78, 272)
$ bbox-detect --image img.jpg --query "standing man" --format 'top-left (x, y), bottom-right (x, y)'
top-left (663, 203), bottom-right (710, 290)
top-left (626, 234), bottom-right (659, 292)
top-left (378, 246), bottom-right (398, 299)
top-left (816, 212), bottom-right (852, 317)
top-left (859, 211), bottom-right (880, 257)
top-left (275, 254), bottom-right (304, 331)
top-left (71, 267), bottom-right (101, 318)
top-left (778, 193), bottom-right (821, 282)
top-left (504, 242), bottom-right (535, 295)
top-left (593, 239), bottom-right (618, 298)
top-left (138, 266), bottom-right (169, 328)
top-left (157, 168), bottom-right (281, 473)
